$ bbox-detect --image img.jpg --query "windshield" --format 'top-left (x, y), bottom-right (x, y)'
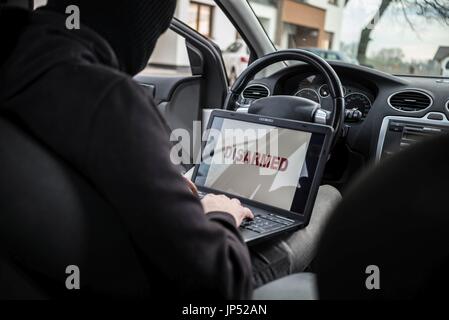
top-left (247, 0), bottom-right (449, 77)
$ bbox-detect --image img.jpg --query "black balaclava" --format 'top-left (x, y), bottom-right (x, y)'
top-left (45, 0), bottom-right (176, 75)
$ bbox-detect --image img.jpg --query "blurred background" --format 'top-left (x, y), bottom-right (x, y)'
top-left (34, 0), bottom-right (449, 79)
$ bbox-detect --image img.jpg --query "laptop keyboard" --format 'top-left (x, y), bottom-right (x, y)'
top-left (241, 214), bottom-right (294, 234)
top-left (198, 191), bottom-right (295, 234)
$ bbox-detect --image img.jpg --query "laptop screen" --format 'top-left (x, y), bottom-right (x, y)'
top-left (194, 115), bottom-right (327, 215)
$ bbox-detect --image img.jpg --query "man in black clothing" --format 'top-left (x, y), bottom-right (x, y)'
top-left (1, 0), bottom-right (344, 299)
top-left (0, 0), bottom-right (253, 299)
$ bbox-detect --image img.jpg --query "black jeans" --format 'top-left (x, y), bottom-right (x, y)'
top-left (249, 185), bottom-right (342, 288)
top-left (250, 237), bottom-right (292, 288)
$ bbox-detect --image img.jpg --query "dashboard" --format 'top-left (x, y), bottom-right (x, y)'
top-left (238, 62), bottom-right (449, 189)
top-left (280, 72), bottom-right (376, 122)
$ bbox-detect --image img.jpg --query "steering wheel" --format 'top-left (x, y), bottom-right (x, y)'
top-left (224, 49), bottom-right (345, 147)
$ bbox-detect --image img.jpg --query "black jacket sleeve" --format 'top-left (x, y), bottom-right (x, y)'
top-left (83, 77), bottom-right (253, 299)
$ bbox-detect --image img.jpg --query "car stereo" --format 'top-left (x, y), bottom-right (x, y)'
top-left (376, 113), bottom-right (449, 161)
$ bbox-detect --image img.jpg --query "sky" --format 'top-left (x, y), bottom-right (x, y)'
top-left (341, 0), bottom-right (449, 61)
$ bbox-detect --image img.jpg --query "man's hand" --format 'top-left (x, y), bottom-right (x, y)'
top-left (183, 176), bottom-right (198, 197)
top-left (201, 194), bottom-right (254, 227)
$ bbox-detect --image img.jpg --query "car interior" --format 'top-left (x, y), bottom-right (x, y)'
top-left (1, 0), bottom-right (449, 300)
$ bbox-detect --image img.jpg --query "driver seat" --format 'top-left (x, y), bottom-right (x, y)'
top-left (0, 3), bottom-right (153, 299)
top-left (0, 115), bottom-right (153, 299)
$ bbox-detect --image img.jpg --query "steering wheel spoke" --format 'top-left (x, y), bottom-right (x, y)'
top-left (224, 49), bottom-right (345, 148)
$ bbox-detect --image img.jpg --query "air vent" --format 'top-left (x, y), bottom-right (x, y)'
top-left (388, 90), bottom-right (432, 112)
top-left (242, 85), bottom-right (270, 100)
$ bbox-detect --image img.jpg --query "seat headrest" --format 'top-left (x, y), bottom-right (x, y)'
top-left (1, 0), bottom-right (33, 10)
top-left (0, 5), bottom-right (31, 67)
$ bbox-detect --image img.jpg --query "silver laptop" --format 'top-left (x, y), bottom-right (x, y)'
top-left (192, 110), bottom-right (333, 244)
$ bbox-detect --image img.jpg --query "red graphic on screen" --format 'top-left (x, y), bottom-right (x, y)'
top-left (223, 146), bottom-right (289, 172)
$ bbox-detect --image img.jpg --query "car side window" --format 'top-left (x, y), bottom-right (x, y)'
top-left (141, 1), bottom-right (249, 83)
top-left (140, 29), bottom-right (193, 77)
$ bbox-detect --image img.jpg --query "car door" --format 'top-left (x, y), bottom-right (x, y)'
top-left (134, 19), bottom-right (229, 167)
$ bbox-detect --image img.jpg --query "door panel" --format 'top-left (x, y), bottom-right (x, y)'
top-left (133, 19), bottom-right (229, 168)
top-left (135, 75), bottom-right (202, 132)
top-left (134, 19), bottom-right (228, 130)
top-left (135, 74), bottom-right (202, 169)
top-left (135, 75), bottom-right (202, 106)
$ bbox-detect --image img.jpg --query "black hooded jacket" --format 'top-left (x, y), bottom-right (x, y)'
top-left (0, 9), bottom-right (252, 299)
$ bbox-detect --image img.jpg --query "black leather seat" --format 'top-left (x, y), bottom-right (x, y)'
top-left (314, 133), bottom-right (449, 299)
top-left (0, 3), bottom-right (149, 299)
top-left (0, 116), bottom-right (151, 299)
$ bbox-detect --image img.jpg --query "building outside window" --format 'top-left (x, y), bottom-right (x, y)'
top-left (249, 0), bottom-right (344, 51)
top-left (147, 0), bottom-right (238, 74)
top-left (286, 25), bottom-right (320, 48)
top-left (326, 31), bottom-right (334, 49)
top-left (188, 1), bottom-right (214, 38)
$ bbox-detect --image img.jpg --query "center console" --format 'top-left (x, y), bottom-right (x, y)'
top-left (376, 112), bottom-right (449, 161)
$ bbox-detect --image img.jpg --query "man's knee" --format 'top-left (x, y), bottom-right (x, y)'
top-left (284, 185), bottom-right (341, 272)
